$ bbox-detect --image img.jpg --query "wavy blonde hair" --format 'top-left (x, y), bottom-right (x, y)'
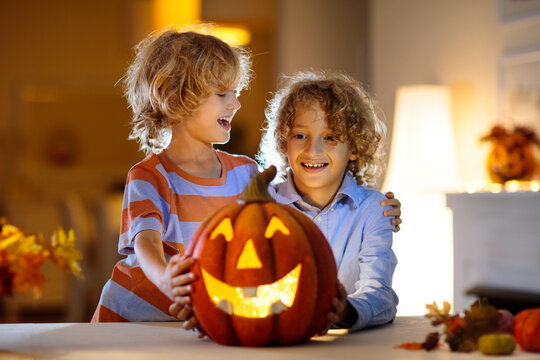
top-left (257, 70), bottom-right (386, 187)
top-left (124, 25), bottom-right (252, 154)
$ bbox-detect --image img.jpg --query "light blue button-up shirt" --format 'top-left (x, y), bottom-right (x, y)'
top-left (272, 171), bottom-right (399, 331)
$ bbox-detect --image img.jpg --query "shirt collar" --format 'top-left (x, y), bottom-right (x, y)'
top-left (274, 170), bottom-right (361, 210)
top-left (274, 169), bottom-right (303, 205)
top-left (336, 171), bottom-right (361, 208)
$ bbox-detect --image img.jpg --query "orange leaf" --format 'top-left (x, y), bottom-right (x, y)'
top-left (395, 342), bottom-right (424, 350)
top-left (446, 315), bottom-right (466, 334)
top-left (12, 252), bottom-right (47, 298)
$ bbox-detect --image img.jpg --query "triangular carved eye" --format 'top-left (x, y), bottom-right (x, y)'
top-left (210, 217), bottom-right (234, 242)
top-left (264, 216), bottom-right (290, 238)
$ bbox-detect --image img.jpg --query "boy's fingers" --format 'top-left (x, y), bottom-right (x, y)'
top-left (318, 326), bottom-right (329, 336)
top-left (332, 297), bottom-right (345, 315)
top-left (168, 302), bottom-right (182, 317)
top-left (172, 282), bottom-right (192, 296)
top-left (393, 225), bottom-right (401, 233)
top-left (381, 198), bottom-right (400, 208)
top-left (171, 272), bottom-right (195, 287)
top-left (318, 316), bottom-right (332, 335)
top-left (173, 295), bottom-right (191, 305)
top-left (384, 208), bottom-right (401, 217)
top-left (171, 257), bottom-right (195, 274)
top-left (177, 305), bottom-right (193, 321)
top-left (183, 316), bottom-right (198, 330)
top-left (169, 253), bottom-right (183, 263)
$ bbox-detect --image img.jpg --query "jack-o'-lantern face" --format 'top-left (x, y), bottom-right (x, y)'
top-left (186, 166), bottom-right (337, 346)
top-left (488, 143), bottom-right (534, 183)
top-left (201, 216), bottom-right (301, 318)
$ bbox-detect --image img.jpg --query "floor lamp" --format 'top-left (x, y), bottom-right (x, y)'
top-left (383, 85), bottom-right (462, 315)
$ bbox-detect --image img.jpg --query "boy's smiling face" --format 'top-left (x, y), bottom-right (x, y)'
top-left (183, 89), bottom-right (241, 145)
top-left (286, 103), bottom-right (355, 209)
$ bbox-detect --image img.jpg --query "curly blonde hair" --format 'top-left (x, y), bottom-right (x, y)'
top-left (257, 70), bottom-right (386, 187)
top-left (124, 25), bottom-right (252, 154)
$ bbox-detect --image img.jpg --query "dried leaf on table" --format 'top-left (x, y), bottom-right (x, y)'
top-left (395, 342), bottom-right (423, 350)
top-left (425, 301), bottom-right (451, 326)
top-left (422, 332), bottom-right (441, 351)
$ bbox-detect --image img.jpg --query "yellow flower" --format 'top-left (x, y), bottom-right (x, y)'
top-left (50, 228), bottom-right (82, 278)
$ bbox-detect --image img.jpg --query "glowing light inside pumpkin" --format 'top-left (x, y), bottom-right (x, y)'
top-left (236, 239), bottom-right (262, 269)
top-left (264, 216), bottom-right (291, 238)
top-left (211, 217), bottom-right (234, 242)
top-left (201, 264), bottom-right (302, 318)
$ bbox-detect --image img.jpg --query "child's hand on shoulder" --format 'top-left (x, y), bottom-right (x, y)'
top-left (381, 191), bottom-right (402, 232)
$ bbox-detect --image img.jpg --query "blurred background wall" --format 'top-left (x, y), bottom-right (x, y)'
top-left (1, 0), bottom-right (539, 322)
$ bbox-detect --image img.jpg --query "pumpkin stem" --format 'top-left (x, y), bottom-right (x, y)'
top-left (240, 166), bottom-right (277, 203)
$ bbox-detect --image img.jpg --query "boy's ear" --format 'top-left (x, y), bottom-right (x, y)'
top-left (349, 152), bottom-right (357, 161)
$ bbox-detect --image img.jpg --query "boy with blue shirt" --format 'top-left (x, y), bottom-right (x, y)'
top-left (258, 70), bottom-right (398, 331)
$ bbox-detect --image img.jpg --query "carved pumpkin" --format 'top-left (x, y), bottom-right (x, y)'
top-left (186, 166), bottom-right (338, 346)
top-left (481, 125), bottom-right (538, 184)
top-left (514, 308), bottom-right (540, 352)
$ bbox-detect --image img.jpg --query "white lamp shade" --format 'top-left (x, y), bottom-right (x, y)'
top-left (383, 85), bottom-right (461, 194)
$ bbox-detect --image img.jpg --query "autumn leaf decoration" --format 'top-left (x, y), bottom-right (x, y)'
top-left (396, 299), bottom-right (501, 353)
top-left (0, 218), bottom-right (82, 299)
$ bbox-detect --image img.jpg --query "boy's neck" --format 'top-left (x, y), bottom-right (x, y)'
top-left (291, 175), bottom-right (343, 211)
top-left (165, 138), bottom-right (221, 179)
top-left (297, 191), bottom-right (334, 210)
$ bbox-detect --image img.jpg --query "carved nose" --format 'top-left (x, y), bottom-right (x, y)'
top-left (236, 239), bottom-right (262, 269)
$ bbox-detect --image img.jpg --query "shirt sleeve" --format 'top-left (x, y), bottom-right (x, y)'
top-left (117, 165), bottom-right (170, 255)
top-left (345, 193), bottom-right (398, 332)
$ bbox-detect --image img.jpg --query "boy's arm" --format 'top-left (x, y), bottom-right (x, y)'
top-left (134, 230), bottom-right (194, 301)
top-left (344, 196), bottom-right (399, 331)
top-left (134, 229), bottom-right (173, 298)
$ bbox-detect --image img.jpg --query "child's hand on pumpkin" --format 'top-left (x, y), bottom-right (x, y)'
top-left (181, 311), bottom-right (207, 338)
top-left (381, 191), bottom-right (402, 232)
top-left (318, 282), bottom-right (358, 335)
top-left (166, 254), bottom-right (196, 320)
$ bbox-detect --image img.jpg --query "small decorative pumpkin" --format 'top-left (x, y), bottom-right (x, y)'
top-left (514, 308), bottom-right (540, 352)
top-left (478, 333), bottom-right (516, 355)
top-left (481, 125), bottom-right (538, 184)
top-left (186, 166), bottom-right (338, 346)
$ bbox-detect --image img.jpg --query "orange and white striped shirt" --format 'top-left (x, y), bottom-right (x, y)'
top-left (92, 150), bottom-right (258, 322)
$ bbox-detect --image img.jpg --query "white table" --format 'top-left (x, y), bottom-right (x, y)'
top-left (0, 317), bottom-right (537, 359)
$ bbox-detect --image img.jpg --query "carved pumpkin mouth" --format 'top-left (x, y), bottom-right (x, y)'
top-left (200, 263), bottom-right (302, 318)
